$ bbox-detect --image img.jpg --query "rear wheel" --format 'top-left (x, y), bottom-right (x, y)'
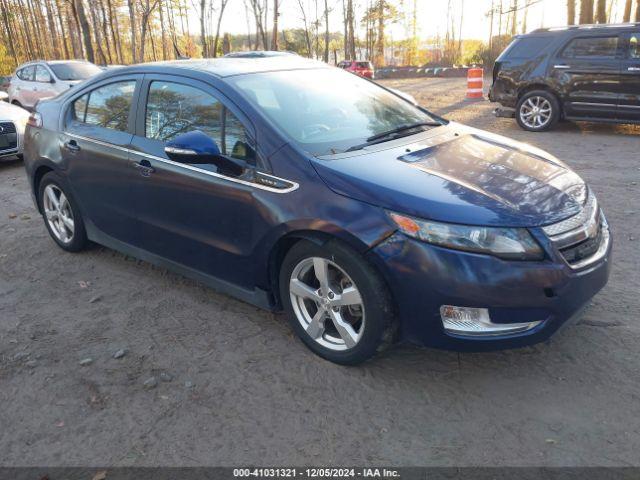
top-left (38, 172), bottom-right (87, 252)
top-left (516, 90), bottom-right (560, 132)
top-left (279, 239), bottom-right (395, 365)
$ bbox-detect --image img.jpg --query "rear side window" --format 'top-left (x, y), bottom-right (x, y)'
top-left (561, 36), bottom-right (619, 58)
top-left (145, 81), bottom-right (255, 163)
top-left (503, 37), bottom-right (553, 58)
top-left (72, 81), bottom-right (135, 132)
top-left (17, 66), bottom-right (35, 81)
top-left (356, 62), bottom-right (372, 69)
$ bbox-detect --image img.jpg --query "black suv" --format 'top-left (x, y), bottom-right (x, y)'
top-left (489, 23), bottom-right (640, 131)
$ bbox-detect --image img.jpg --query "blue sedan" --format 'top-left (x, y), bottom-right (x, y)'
top-left (22, 56), bottom-right (611, 364)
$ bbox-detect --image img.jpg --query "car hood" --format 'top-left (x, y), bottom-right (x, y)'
top-left (0, 101), bottom-right (30, 122)
top-left (310, 123), bottom-right (586, 227)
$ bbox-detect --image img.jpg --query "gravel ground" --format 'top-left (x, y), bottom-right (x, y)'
top-left (1, 78), bottom-right (639, 467)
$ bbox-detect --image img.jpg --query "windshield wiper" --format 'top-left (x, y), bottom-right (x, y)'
top-left (345, 121), bottom-right (441, 152)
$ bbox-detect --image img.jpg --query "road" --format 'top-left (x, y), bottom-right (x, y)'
top-left (1, 78), bottom-right (639, 466)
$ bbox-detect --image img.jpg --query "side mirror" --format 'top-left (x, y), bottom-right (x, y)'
top-left (49, 77), bottom-right (56, 84)
top-left (164, 130), bottom-right (246, 176)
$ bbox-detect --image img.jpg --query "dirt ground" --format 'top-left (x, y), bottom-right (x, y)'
top-left (1, 78), bottom-right (639, 467)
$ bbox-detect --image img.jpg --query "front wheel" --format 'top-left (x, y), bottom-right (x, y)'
top-left (279, 239), bottom-right (395, 365)
top-left (515, 90), bottom-right (560, 132)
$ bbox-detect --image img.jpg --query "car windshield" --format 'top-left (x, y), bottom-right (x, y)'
top-left (49, 62), bottom-right (102, 81)
top-left (230, 68), bottom-right (440, 156)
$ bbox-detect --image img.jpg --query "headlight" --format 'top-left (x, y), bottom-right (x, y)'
top-left (388, 211), bottom-right (544, 260)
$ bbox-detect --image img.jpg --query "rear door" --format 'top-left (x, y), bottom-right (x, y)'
top-left (62, 75), bottom-right (144, 245)
top-left (16, 65), bottom-right (36, 107)
top-left (551, 34), bottom-right (622, 119)
top-left (33, 65), bottom-right (58, 102)
top-left (619, 31), bottom-right (640, 121)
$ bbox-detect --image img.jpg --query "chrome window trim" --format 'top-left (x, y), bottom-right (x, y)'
top-left (65, 133), bottom-right (299, 194)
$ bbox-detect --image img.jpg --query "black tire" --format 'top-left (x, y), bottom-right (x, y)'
top-left (515, 90), bottom-right (560, 132)
top-left (37, 171), bottom-right (87, 252)
top-left (279, 239), bottom-right (396, 365)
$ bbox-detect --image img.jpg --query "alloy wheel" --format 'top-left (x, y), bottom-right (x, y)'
top-left (289, 257), bottom-right (365, 351)
top-left (519, 96), bottom-right (552, 129)
top-left (43, 184), bottom-right (75, 244)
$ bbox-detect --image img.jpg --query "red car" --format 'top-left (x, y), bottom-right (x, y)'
top-left (337, 60), bottom-right (375, 79)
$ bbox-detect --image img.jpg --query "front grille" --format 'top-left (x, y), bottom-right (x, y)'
top-left (0, 121), bottom-right (17, 153)
top-left (543, 191), bottom-right (609, 269)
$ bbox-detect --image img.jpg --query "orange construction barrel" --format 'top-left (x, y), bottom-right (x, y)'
top-left (466, 67), bottom-right (484, 99)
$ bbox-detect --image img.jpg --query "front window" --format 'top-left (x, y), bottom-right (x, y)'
top-left (35, 65), bottom-right (52, 83)
top-left (145, 81), bottom-right (255, 163)
top-left (49, 62), bottom-right (102, 81)
top-left (230, 68), bottom-right (440, 156)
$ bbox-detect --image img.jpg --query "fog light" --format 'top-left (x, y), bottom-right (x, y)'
top-left (440, 305), bottom-right (542, 336)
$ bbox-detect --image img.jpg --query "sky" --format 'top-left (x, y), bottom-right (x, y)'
top-left (185, 0), bottom-right (629, 43)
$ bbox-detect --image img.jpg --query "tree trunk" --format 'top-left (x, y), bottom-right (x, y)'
top-left (579, 0), bottom-right (594, 24)
top-left (567, 0), bottom-right (576, 25)
top-left (595, 0), bottom-right (606, 23)
top-left (375, 0), bottom-right (384, 67)
top-left (106, 0), bottom-right (123, 63)
top-left (88, 0), bottom-right (108, 64)
top-left (347, 0), bottom-right (355, 60)
top-left (272, 0), bottom-right (279, 51)
top-left (158, 0), bottom-right (168, 60)
top-left (45, 0), bottom-right (62, 58)
top-left (97, 0), bottom-right (114, 63)
top-left (636, 0), bottom-right (640, 21)
top-left (0, 0), bottom-right (18, 64)
top-left (200, 0), bottom-right (207, 57)
top-left (622, 0), bottom-right (632, 22)
top-left (297, 0), bottom-right (313, 56)
top-left (510, 0), bottom-right (518, 36)
top-left (213, 0), bottom-right (229, 57)
top-left (128, 0), bottom-right (137, 62)
top-left (323, 0), bottom-right (329, 62)
top-left (74, 0), bottom-right (95, 62)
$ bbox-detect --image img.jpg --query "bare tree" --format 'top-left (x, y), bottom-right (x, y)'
top-left (567, 0), bottom-right (576, 24)
top-left (323, 0), bottom-right (329, 62)
top-left (622, 0), bottom-right (632, 22)
top-left (595, 0), bottom-right (606, 22)
top-left (579, 0), bottom-right (594, 24)
top-left (297, 0), bottom-right (313, 56)
top-left (272, 0), bottom-right (279, 50)
top-left (139, 0), bottom-right (160, 62)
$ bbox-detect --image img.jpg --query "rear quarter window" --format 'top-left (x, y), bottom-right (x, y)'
top-left (501, 37), bottom-right (554, 59)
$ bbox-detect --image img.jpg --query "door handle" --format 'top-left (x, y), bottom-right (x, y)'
top-left (64, 139), bottom-right (80, 152)
top-left (628, 67), bottom-right (640, 72)
top-left (554, 64), bottom-right (571, 69)
top-left (133, 159), bottom-right (155, 177)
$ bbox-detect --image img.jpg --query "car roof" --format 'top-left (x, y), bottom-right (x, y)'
top-left (113, 56), bottom-right (330, 78)
top-left (530, 22), bottom-right (640, 35)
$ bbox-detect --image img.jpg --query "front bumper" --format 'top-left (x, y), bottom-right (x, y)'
top-left (369, 226), bottom-right (612, 351)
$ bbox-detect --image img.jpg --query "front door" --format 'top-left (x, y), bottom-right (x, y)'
top-left (62, 76), bottom-right (143, 246)
top-left (33, 65), bottom-right (58, 103)
top-left (128, 75), bottom-right (261, 289)
top-left (619, 31), bottom-right (640, 121)
top-left (551, 34), bottom-right (622, 119)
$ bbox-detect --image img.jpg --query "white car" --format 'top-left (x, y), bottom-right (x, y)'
top-left (7, 60), bottom-right (102, 110)
top-left (0, 93), bottom-right (29, 159)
